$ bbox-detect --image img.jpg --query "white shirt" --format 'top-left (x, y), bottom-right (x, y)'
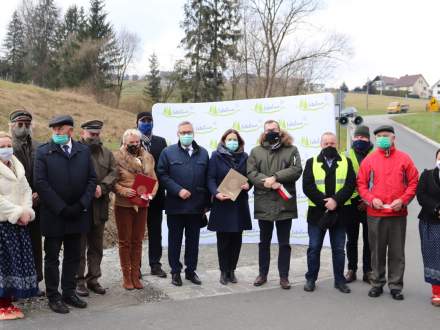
top-left (61, 139), bottom-right (73, 154)
top-left (185, 145), bottom-right (194, 157)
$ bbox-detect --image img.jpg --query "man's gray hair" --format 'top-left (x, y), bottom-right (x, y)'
top-left (177, 121), bottom-right (193, 131)
top-left (122, 128), bottom-right (142, 144)
top-left (321, 131), bottom-right (336, 141)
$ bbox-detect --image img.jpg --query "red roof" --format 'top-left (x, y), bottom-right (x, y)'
top-left (393, 74), bottom-right (424, 87)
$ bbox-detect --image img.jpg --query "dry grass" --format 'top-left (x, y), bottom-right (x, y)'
top-left (0, 80), bottom-right (136, 148)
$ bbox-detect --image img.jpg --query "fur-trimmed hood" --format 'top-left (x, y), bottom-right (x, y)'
top-left (258, 130), bottom-right (293, 147)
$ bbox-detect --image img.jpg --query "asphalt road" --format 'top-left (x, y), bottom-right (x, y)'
top-left (7, 115), bottom-right (440, 330)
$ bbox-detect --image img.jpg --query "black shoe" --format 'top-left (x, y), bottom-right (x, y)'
top-left (185, 272), bottom-right (202, 285)
top-left (368, 287), bottom-right (383, 298)
top-left (48, 300), bottom-right (70, 314)
top-left (253, 275), bottom-right (267, 287)
top-left (171, 273), bottom-right (182, 286)
top-left (151, 266), bottom-right (167, 278)
top-left (87, 282), bottom-right (106, 295)
top-left (220, 272), bottom-right (229, 285)
top-left (229, 271), bottom-right (237, 284)
top-left (335, 283), bottom-right (351, 294)
top-left (76, 283), bottom-right (89, 297)
top-left (304, 280), bottom-right (316, 292)
top-left (390, 289), bottom-right (404, 301)
top-left (62, 294), bottom-right (87, 309)
top-left (345, 270), bottom-right (357, 283)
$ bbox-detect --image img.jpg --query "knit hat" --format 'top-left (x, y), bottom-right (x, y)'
top-left (136, 111), bottom-right (153, 123)
top-left (353, 125), bottom-right (370, 139)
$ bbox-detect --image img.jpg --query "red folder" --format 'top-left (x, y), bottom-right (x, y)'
top-left (129, 174), bottom-right (157, 207)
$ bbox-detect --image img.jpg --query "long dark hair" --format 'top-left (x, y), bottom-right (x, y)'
top-left (220, 129), bottom-right (245, 149)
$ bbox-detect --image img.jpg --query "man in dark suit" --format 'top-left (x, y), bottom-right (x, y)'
top-left (9, 109), bottom-right (43, 294)
top-left (137, 111), bottom-right (168, 278)
top-left (34, 115), bottom-right (96, 314)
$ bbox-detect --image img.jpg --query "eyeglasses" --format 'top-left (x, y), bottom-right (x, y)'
top-left (16, 122), bottom-right (31, 128)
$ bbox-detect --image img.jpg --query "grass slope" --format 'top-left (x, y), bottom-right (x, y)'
top-left (393, 113), bottom-right (440, 143)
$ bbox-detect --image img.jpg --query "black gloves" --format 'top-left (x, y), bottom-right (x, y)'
top-left (61, 203), bottom-right (84, 220)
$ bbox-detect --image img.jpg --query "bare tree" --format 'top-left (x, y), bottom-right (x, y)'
top-left (114, 28), bottom-right (140, 108)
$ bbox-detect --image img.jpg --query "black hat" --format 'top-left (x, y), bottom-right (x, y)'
top-left (136, 111), bottom-right (153, 123)
top-left (81, 120), bottom-right (103, 132)
top-left (353, 125), bottom-right (370, 139)
top-left (48, 115), bottom-right (74, 128)
top-left (10, 109), bottom-right (32, 122)
top-left (373, 125), bottom-right (395, 135)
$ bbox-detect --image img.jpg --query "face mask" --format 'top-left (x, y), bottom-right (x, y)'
top-left (352, 140), bottom-right (370, 152)
top-left (436, 160), bottom-right (440, 169)
top-left (179, 134), bottom-right (194, 146)
top-left (138, 121), bottom-right (153, 136)
top-left (225, 140), bottom-right (239, 152)
top-left (322, 146), bottom-right (338, 159)
top-left (52, 134), bottom-right (69, 145)
top-left (127, 144), bottom-right (140, 155)
top-left (265, 131), bottom-right (280, 145)
top-left (376, 136), bottom-right (391, 150)
top-left (13, 126), bottom-right (32, 139)
top-left (0, 147), bottom-right (13, 162)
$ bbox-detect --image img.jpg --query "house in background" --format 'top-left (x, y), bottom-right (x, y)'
top-left (431, 79), bottom-right (440, 98)
top-left (370, 74), bottom-right (430, 98)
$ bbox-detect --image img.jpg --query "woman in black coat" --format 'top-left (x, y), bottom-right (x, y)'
top-left (416, 148), bottom-right (440, 307)
top-left (207, 129), bottom-right (252, 285)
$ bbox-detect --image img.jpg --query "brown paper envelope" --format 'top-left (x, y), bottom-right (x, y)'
top-left (217, 169), bottom-right (248, 201)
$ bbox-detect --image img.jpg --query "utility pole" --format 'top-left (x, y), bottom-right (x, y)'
top-left (366, 77), bottom-right (370, 113)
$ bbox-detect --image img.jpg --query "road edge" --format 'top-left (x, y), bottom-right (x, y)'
top-left (391, 118), bottom-right (440, 149)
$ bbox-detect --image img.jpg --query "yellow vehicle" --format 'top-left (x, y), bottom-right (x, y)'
top-left (426, 97), bottom-right (439, 112)
top-left (387, 102), bottom-right (409, 114)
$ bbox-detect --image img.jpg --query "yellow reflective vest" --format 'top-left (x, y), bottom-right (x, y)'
top-left (347, 148), bottom-right (373, 198)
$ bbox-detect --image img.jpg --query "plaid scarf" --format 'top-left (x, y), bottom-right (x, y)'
top-left (141, 134), bottom-right (152, 152)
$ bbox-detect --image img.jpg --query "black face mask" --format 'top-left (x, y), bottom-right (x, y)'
top-left (265, 131), bottom-right (280, 145)
top-left (322, 146), bottom-right (338, 159)
top-left (127, 144), bottom-right (140, 155)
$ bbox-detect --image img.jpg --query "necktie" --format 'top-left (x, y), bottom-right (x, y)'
top-left (62, 145), bottom-right (70, 156)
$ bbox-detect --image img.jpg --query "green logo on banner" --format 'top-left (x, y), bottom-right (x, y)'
top-left (299, 98), bottom-right (326, 112)
top-left (208, 105), bottom-right (239, 116)
top-left (194, 123), bottom-right (217, 134)
top-left (209, 139), bottom-right (218, 150)
top-left (254, 103), bottom-right (281, 114)
top-left (163, 107), bottom-right (193, 118)
top-left (279, 119), bottom-right (307, 131)
top-left (232, 121), bottom-right (260, 132)
top-left (300, 136), bottom-right (320, 148)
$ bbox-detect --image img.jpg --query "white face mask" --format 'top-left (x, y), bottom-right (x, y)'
top-left (436, 160), bottom-right (440, 169)
top-left (0, 147), bottom-right (13, 162)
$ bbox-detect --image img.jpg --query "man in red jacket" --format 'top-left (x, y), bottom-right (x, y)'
top-left (357, 125), bottom-right (418, 301)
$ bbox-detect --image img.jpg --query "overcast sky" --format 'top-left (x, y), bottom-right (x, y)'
top-left (0, 0), bottom-right (438, 88)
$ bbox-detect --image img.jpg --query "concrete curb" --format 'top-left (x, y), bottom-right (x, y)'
top-left (391, 116), bottom-right (440, 149)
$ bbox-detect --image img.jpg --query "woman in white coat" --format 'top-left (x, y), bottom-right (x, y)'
top-left (0, 131), bottom-right (38, 321)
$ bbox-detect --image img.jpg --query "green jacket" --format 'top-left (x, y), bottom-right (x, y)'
top-left (247, 131), bottom-right (303, 221)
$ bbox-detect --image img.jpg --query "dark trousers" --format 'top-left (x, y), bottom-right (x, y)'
top-left (258, 219), bottom-right (292, 278)
top-left (147, 206), bottom-right (164, 268)
top-left (44, 234), bottom-right (81, 302)
top-left (345, 209), bottom-right (371, 274)
top-left (167, 214), bottom-right (201, 274)
top-left (368, 216), bottom-right (406, 290)
top-left (29, 214), bottom-right (43, 282)
top-left (216, 232), bottom-right (242, 272)
top-left (306, 223), bottom-right (346, 285)
top-left (77, 222), bottom-right (105, 286)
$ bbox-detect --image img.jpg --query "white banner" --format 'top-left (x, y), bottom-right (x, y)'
top-left (153, 93), bottom-right (336, 245)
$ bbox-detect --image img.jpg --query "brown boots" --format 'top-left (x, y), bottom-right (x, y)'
top-left (131, 244), bottom-right (143, 289)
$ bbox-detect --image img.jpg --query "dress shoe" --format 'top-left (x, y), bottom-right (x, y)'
top-left (229, 271), bottom-right (238, 284)
top-left (390, 289), bottom-right (404, 301)
top-left (87, 282), bottom-right (106, 295)
top-left (62, 294), bottom-right (87, 309)
top-left (363, 272), bottom-right (373, 284)
top-left (345, 270), bottom-right (357, 283)
top-left (76, 283), bottom-right (89, 297)
top-left (280, 278), bottom-right (291, 290)
top-left (48, 300), bottom-right (70, 314)
top-left (185, 272), bottom-right (202, 285)
top-left (220, 272), bottom-right (229, 285)
top-left (171, 273), bottom-right (182, 286)
top-left (253, 275), bottom-right (267, 287)
top-left (151, 266), bottom-right (167, 278)
top-left (335, 283), bottom-right (351, 294)
top-left (303, 280), bottom-right (316, 292)
top-left (368, 286), bottom-right (383, 298)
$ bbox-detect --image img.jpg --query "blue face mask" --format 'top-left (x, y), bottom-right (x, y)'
top-left (225, 140), bottom-right (239, 152)
top-left (179, 134), bottom-right (194, 146)
top-left (352, 140), bottom-right (370, 152)
top-left (52, 134), bottom-right (69, 145)
top-left (138, 121), bottom-right (153, 135)
top-left (0, 147), bottom-right (13, 162)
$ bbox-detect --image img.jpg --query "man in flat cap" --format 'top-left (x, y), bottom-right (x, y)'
top-left (9, 109), bottom-right (44, 294)
top-left (344, 125), bottom-right (374, 284)
top-left (34, 115), bottom-right (97, 314)
top-left (136, 112), bottom-right (168, 278)
top-left (357, 125), bottom-right (418, 301)
top-left (75, 120), bottom-right (118, 297)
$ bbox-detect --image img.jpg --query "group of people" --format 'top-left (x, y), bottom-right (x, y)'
top-left (1, 108), bottom-right (440, 321)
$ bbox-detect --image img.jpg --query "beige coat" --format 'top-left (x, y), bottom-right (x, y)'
top-left (114, 147), bottom-right (158, 208)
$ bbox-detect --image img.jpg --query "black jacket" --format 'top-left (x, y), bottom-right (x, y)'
top-left (302, 152), bottom-right (356, 226)
top-left (416, 168), bottom-right (440, 224)
top-left (13, 136), bottom-right (40, 191)
top-left (142, 135), bottom-right (167, 211)
top-left (34, 140), bottom-right (97, 237)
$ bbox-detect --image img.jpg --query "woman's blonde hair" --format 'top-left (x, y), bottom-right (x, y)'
top-left (122, 129), bottom-right (142, 144)
top-left (0, 131), bottom-right (12, 139)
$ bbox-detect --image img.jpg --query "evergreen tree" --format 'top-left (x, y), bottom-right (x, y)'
top-left (87, 0), bottom-right (112, 40)
top-left (340, 82), bottom-right (349, 93)
top-left (144, 53), bottom-right (162, 104)
top-left (3, 10), bottom-right (26, 82)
